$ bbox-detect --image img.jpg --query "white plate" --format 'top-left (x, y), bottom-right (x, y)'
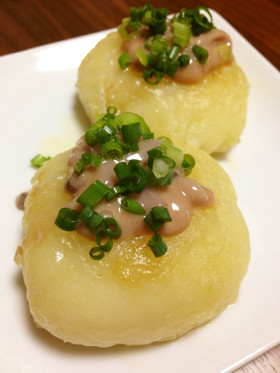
top-left (1, 10), bottom-right (280, 373)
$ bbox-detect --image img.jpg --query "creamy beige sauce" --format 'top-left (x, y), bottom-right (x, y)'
top-left (123, 28), bottom-right (233, 84)
top-left (15, 192), bottom-right (28, 211)
top-left (65, 136), bottom-right (214, 240)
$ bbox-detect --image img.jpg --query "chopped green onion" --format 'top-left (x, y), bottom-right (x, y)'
top-left (145, 8), bottom-right (169, 35)
top-left (143, 68), bottom-right (163, 85)
top-left (80, 205), bottom-right (94, 225)
top-left (136, 46), bottom-right (148, 66)
top-left (107, 106), bottom-right (117, 116)
top-left (55, 107), bottom-right (198, 261)
top-left (148, 233), bottom-right (168, 257)
top-left (166, 60), bottom-right (180, 78)
top-left (121, 122), bottom-right (142, 150)
top-left (151, 206), bottom-right (172, 222)
top-left (89, 247), bottom-right (105, 260)
top-left (55, 208), bottom-right (80, 231)
top-left (128, 159), bottom-right (148, 193)
top-left (148, 146), bottom-right (165, 158)
top-left (94, 122), bottom-right (116, 143)
top-left (169, 45), bottom-right (180, 60)
top-left (158, 136), bottom-right (173, 145)
top-left (182, 154), bottom-right (195, 175)
top-left (102, 218), bottom-right (122, 239)
top-left (152, 157), bottom-right (175, 179)
top-left (144, 206), bottom-right (172, 233)
top-left (114, 162), bottom-right (131, 184)
top-left (130, 7), bottom-right (141, 20)
top-left (178, 54), bottom-right (190, 67)
top-left (74, 159), bottom-right (85, 176)
top-left (192, 44), bottom-right (209, 64)
top-left (143, 9), bottom-right (152, 25)
top-left (101, 140), bottom-right (124, 159)
top-left (88, 213), bottom-right (104, 232)
top-left (118, 6), bottom-right (216, 84)
top-left (172, 20), bottom-right (192, 49)
top-left (114, 160), bottom-right (147, 193)
top-left (143, 132), bottom-right (154, 140)
top-left (31, 154), bottom-right (51, 168)
top-left (117, 112), bottom-right (152, 134)
top-left (160, 143), bottom-right (183, 167)
top-left (77, 180), bottom-right (110, 207)
top-left (74, 152), bottom-right (102, 176)
top-left (121, 198), bottom-right (146, 215)
top-left (147, 146), bottom-right (165, 169)
top-left (118, 52), bottom-right (132, 69)
top-left (106, 185), bottom-right (127, 201)
top-left (90, 153), bottom-right (102, 167)
top-left (145, 36), bottom-right (169, 55)
top-left (193, 6), bottom-right (213, 33)
top-left (85, 118), bottom-right (109, 146)
top-left (95, 232), bottom-right (114, 252)
top-left (117, 17), bottom-right (140, 39)
top-left (149, 156), bottom-right (175, 185)
top-left (80, 206), bottom-right (103, 231)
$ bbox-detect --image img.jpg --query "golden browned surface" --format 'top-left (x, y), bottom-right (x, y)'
top-left (77, 32), bottom-right (249, 154)
top-left (15, 144), bottom-right (250, 347)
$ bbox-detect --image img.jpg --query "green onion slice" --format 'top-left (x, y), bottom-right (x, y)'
top-left (77, 180), bottom-right (110, 207)
top-left (118, 52), bottom-right (132, 69)
top-left (158, 136), bottom-right (172, 145)
top-left (102, 218), bottom-right (122, 239)
top-left (106, 185), bottom-right (127, 201)
top-left (148, 233), bottom-right (168, 257)
top-left (128, 159), bottom-right (148, 193)
top-left (121, 122), bottom-right (142, 150)
top-left (143, 68), bottom-right (163, 85)
top-left (114, 162), bottom-right (131, 184)
top-left (151, 206), bottom-right (172, 222)
top-left (117, 112), bottom-right (152, 134)
top-left (55, 208), bottom-right (80, 231)
top-left (80, 206), bottom-right (104, 232)
top-left (95, 231), bottom-right (114, 252)
top-left (101, 140), bottom-right (124, 159)
top-left (182, 154), bottom-right (195, 175)
top-left (192, 44), bottom-right (209, 64)
top-left (194, 6), bottom-right (213, 31)
top-left (178, 54), bottom-right (190, 67)
top-left (89, 247), bottom-right (105, 260)
top-left (94, 122), bottom-right (116, 144)
top-left (74, 153), bottom-right (102, 176)
top-left (149, 156), bottom-right (175, 185)
top-left (121, 198), bottom-right (146, 215)
top-left (144, 206), bottom-right (172, 233)
top-left (31, 154), bottom-right (51, 168)
top-left (136, 46), bottom-right (148, 66)
top-left (143, 132), bottom-right (154, 140)
top-left (172, 20), bottom-right (192, 49)
top-left (166, 60), bottom-right (180, 78)
top-left (160, 143), bottom-right (183, 167)
top-left (107, 106), bottom-right (117, 116)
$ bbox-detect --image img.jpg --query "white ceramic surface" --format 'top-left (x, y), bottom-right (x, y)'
top-left (1, 10), bottom-right (279, 373)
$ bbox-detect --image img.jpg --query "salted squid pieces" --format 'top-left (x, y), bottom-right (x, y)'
top-left (15, 109), bottom-right (250, 346)
top-left (77, 5), bottom-right (249, 154)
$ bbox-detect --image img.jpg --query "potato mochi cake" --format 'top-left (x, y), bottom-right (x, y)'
top-left (77, 5), bottom-right (249, 154)
top-left (15, 135), bottom-right (250, 347)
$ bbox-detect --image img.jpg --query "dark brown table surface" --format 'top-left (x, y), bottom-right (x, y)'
top-left (1, 1), bottom-right (279, 372)
top-left (1, 0), bottom-right (280, 71)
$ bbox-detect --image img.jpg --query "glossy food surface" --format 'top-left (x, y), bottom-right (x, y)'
top-left (15, 144), bottom-right (250, 347)
top-left (77, 32), bottom-right (249, 154)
